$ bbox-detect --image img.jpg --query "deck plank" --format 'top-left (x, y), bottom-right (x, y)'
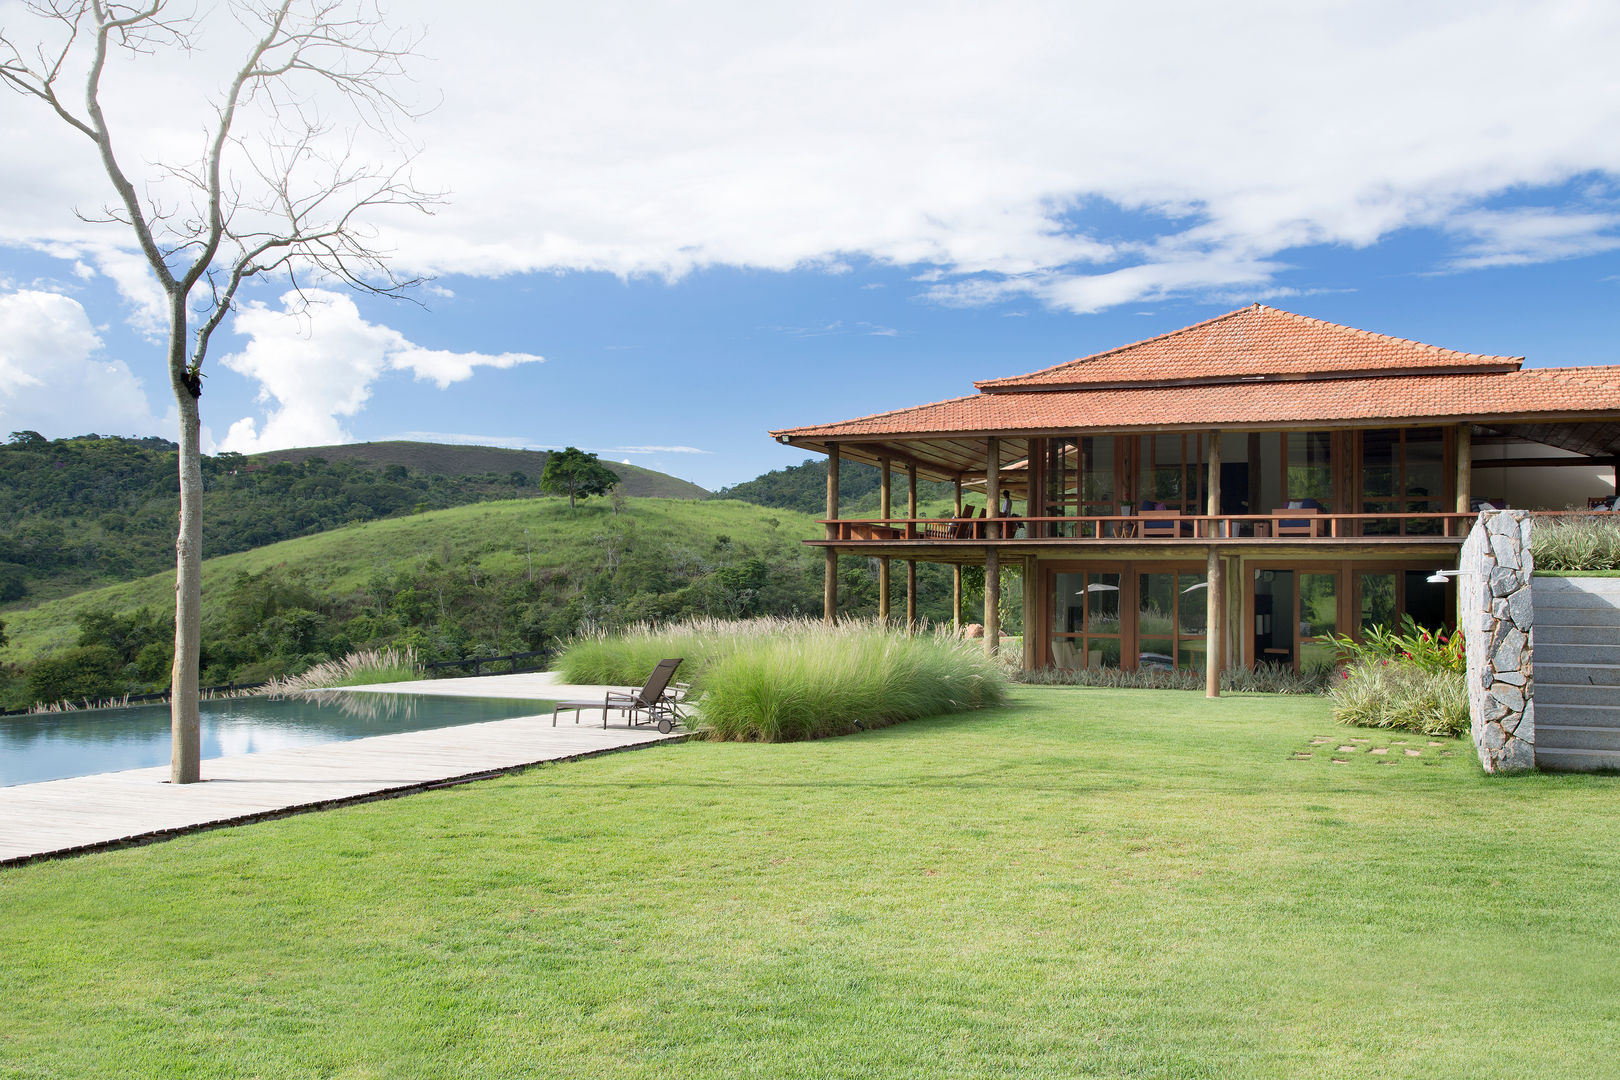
top-left (0, 673), bottom-right (686, 865)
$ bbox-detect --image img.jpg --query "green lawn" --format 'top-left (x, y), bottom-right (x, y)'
top-left (3, 688), bottom-right (1616, 1078)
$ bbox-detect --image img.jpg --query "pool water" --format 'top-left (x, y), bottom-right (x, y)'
top-left (0, 693), bottom-right (553, 787)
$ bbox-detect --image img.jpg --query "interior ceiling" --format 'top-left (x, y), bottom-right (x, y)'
top-left (1476, 422), bottom-right (1620, 460)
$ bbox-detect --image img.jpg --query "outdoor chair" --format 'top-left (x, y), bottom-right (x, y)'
top-left (1274, 503), bottom-right (1321, 537)
top-left (551, 657), bottom-right (686, 733)
top-left (1138, 509), bottom-right (1186, 537)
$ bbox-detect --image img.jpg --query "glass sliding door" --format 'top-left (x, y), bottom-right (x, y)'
top-left (1051, 570), bottom-right (1123, 668)
top-left (1138, 569), bottom-right (1208, 671)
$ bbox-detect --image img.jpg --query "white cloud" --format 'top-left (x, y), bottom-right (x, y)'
top-left (5, 2), bottom-right (1620, 314)
top-left (0, 290), bottom-right (163, 437)
top-left (1443, 208), bottom-right (1620, 270)
top-left (218, 290), bottom-right (542, 453)
top-left (600, 445), bottom-right (712, 455)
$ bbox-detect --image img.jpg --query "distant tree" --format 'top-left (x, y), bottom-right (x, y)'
top-left (540, 448), bottom-right (620, 510)
top-left (6, 431), bottom-right (46, 446)
top-left (0, 618), bottom-right (8, 650)
top-left (2, 0), bottom-right (437, 782)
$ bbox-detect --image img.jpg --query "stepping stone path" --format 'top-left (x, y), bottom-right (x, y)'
top-left (1369, 747), bottom-right (1388, 755)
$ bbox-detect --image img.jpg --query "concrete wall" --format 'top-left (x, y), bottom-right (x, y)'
top-left (1533, 576), bottom-right (1620, 771)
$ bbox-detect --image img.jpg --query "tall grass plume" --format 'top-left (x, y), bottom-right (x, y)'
top-left (555, 617), bottom-right (1007, 741)
top-left (264, 646), bottom-right (421, 695)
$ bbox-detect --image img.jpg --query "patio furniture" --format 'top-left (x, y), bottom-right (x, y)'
top-left (1139, 509), bottom-right (1186, 537)
top-left (1274, 503), bottom-right (1321, 537)
top-left (551, 657), bottom-right (686, 733)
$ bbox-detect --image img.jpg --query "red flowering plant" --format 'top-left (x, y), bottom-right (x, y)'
top-left (1326, 615), bottom-right (1465, 674)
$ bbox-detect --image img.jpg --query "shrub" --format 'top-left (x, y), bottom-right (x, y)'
top-left (25, 644), bottom-right (125, 705)
top-left (1327, 615), bottom-right (1464, 674)
top-left (1328, 658), bottom-right (1468, 736)
top-left (1015, 664), bottom-right (1332, 694)
top-left (1533, 514), bottom-right (1620, 572)
top-left (555, 617), bottom-right (1007, 741)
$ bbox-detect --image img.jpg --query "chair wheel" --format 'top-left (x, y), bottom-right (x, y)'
top-left (657, 718), bottom-right (673, 734)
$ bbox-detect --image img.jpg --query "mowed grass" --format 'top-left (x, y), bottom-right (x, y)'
top-left (3, 688), bottom-right (1617, 1079)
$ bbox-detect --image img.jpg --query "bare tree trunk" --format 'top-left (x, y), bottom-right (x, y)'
top-left (170, 306), bottom-right (203, 784)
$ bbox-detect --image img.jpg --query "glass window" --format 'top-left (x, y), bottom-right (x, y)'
top-left (1254, 569), bottom-right (1295, 667)
top-left (1299, 573), bottom-right (1337, 639)
top-left (1052, 572), bottom-right (1086, 634)
top-left (1359, 572), bottom-right (1397, 632)
top-left (1362, 430), bottom-right (1397, 498)
top-left (1086, 573), bottom-right (1121, 633)
top-left (1287, 432), bottom-right (1333, 503)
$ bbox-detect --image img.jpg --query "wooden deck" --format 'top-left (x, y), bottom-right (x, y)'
top-left (0, 673), bottom-right (685, 866)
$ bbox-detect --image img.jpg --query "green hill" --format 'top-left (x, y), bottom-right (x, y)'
top-left (0, 434), bottom-right (707, 609)
top-left (0, 497), bottom-right (869, 706)
top-left (259, 441), bottom-right (709, 500)
top-left (716, 457), bottom-right (959, 517)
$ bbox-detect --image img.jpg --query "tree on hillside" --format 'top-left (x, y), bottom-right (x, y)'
top-left (540, 448), bottom-right (620, 510)
top-left (1, 0), bottom-right (436, 783)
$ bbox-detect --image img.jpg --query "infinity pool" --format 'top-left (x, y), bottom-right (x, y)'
top-left (0, 693), bottom-right (552, 787)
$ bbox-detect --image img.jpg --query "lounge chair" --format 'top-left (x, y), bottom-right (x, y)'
top-left (552, 657), bottom-right (686, 733)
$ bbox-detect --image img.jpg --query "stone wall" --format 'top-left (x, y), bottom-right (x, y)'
top-left (1460, 510), bottom-right (1535, 773)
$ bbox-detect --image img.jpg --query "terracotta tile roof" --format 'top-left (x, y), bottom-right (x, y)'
top-left (771, 366), bottom-right (1620, 441)
top-left (974, 304), bottom-right (1524, 390)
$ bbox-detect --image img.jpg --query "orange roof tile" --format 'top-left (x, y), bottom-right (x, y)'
top-left (771, 366), bottom-right (1620, 441)
top-left (974, 304), bottom-right (1523, 390)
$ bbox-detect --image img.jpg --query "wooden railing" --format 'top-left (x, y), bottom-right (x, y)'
top-left (820, 511), bottom-right (1488, 541)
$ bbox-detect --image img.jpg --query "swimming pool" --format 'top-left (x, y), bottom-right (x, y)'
top-left (0, 693), bottom-right (553, 787)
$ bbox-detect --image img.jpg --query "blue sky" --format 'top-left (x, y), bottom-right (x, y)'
top-left (3, 2), bottom-right (1620, 491)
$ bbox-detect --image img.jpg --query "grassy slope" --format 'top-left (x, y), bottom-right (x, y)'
top-left (2, 688), bottom-right (1616, 1079)
top-left (1, 497), bottom-right (819, 658)
top-left (258, 441), bottom-right (710, 500)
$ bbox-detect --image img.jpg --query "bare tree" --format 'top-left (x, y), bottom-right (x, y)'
top-left (1, 0), bottom-right (438, 782)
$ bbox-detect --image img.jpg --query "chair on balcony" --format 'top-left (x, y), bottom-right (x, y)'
top-left (1275, 500), bottom-right (1323, 537)
top-left (1138, 509), bottom-right (1186, 538)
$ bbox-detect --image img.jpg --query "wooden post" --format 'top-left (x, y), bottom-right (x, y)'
top-left (986, 437), bottom-right (1001, 541)
top-left (984, 547), bottom-right (1000, 657)
top-left (1022, 556), bottom-right (1038, 670)
top-left (1206, 430), bottom-right (1222, 537)
top-left (824, 444), bottom-right (840, 623)
top-left (1455, 424), bottom-right (1472, 514)
top-left (906, 463), bottom-right (918, 625)
top-left (953, 476), bottom-right (964, 631)
top-left (1205, 546), bottom-right (1223, 698)
top-left (878, 457), bottom-right (891, 622)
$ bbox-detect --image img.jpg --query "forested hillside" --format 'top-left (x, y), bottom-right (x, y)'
top-left (262, 440), bottom-right (708, 499)
top-left (0, 497), bottom-right (977, 709)
top-left (0, 433), bottom-right (703, 605)
top-left (715, 457), bottom-right (958, 516)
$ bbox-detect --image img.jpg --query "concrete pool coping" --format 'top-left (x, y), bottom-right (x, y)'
top-left (0, 673), bottom-right (690, 866)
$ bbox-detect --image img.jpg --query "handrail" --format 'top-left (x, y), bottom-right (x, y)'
top-left (817, 511), bottom-right (1491, 540)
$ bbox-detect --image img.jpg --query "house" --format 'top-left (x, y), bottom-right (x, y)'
top-left (769, 304), bottom-right (1620, 679)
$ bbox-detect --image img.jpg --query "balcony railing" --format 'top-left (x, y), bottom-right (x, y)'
top-left (821, 511), bottom-right (1490, 541)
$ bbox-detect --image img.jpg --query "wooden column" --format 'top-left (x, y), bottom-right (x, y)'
top-left (984, 437), bottom-right (1000, 655)
top-left (1206, 430), bottom-right (1222, 536)
top-left (1205, 546), bottom-right (1224, 698)
top-left (1022, 556), bottom-right (1038, 670)
top-left (984, 547), bottom-right (1000, 657)
top-left (906, 463), bottom-right (918, 626)
top-left (878, 457), bottom-right (891, 622)
top-left (952, 477), bottom-right (964, 631)
top-left (824, 443), bottom-right (839, 624)
top-left (985, 437), bottom-right (1001, 540)
top-left (1455, 424), bottom-right (1472, 514)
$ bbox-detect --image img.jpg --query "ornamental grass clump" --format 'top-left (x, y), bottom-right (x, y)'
top-left (263, 646), bottom-right (421, 695)
top-left (1324, 617), bottom-right (1467, 735)
top-left (1328, 658), bottom-right (1469, 737)
top-left (1533, 513), bottom-right (1620, 572)
top-left (554, 617), bottom-right (1007, 741)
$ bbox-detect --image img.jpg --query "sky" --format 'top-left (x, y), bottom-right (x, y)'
top-left (2, 0), bottom-right (1620, 491)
